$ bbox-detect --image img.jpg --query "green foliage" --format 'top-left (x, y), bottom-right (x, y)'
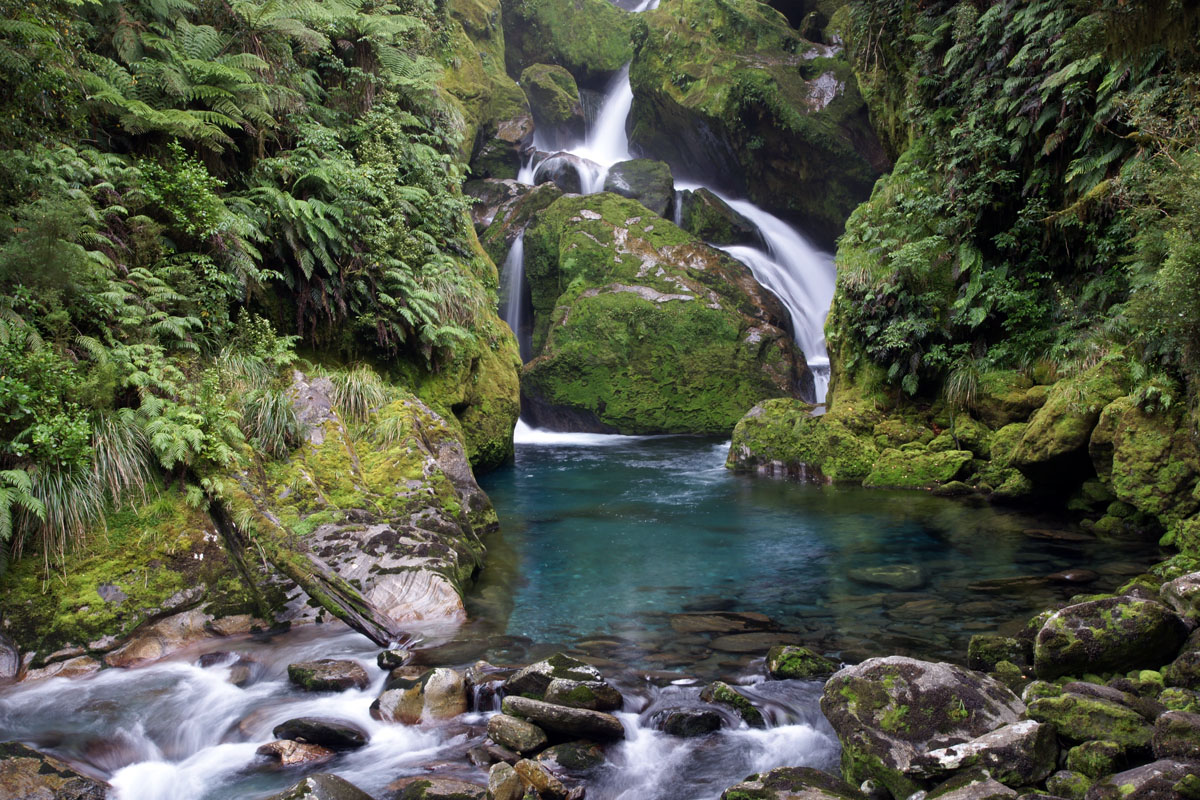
top-left (330, 363), bottom-right (388, 423)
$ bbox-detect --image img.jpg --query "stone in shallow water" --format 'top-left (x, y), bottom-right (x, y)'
top-left (487, 713), bottom-right (549, 755)
top-left (652, 707), bottom-right (724, 737)
top-left (536, 740), bottom-right (606, 774)
top-left (765, 645), bottom-right (838, 679)
top-left (543, 677), bottom-right (623, 711)
top-left (0, 742), bottom-right (106, 800)
top-left (848, 565), bottom-right (927, 591)
top-left (504, 653), bottom-right (606, 699)
top-left (700, 681), bottom-right (765, 728)
top-left (256, 739), bottom-right (335, 767)
top-left (271, 718), bottom-right (368, 750)
top-left (719, 765), bottom-right (867, 800)
top-left (501, 696), bottom-right (625, 742)
top-left (287, 659), bottom-right (369, 692)
top-left (269, 773), bottom-right (373, 800)
top-left (668, 610), bottom-right (776, 634)
top-left (384, 776), bottom-right (487, 800)
top-left (709, 631), bottom-right (806, 654)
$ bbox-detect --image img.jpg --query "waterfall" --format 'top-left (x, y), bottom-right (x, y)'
top-left (499, 232), bottom-right (532, 362)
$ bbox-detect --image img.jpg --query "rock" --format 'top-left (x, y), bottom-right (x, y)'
top-left (256, 740), bottom-right (336, 767)
top-left (700, 681), bottom-right (765, 728)
top-left (766, 645), bottom-right (839, 679)
top-left (271, 718), bottom-right (369, 750)
top-left (1026, 693), bottom-right (1152, 750)
top-left (502, 696), bottom-right (625, 742)
top-left (489, 763), bottom-right (524, 800)
top-left (288, 659), bottom-right (370, 692)
top-left (710, 631), bottom-right (807, 653)
top-left (669, 610), bottom-right (776, 634)
top-left (513, 758), bottom-right (567, 800)
top-left (1159, 687), bottom-right (1200, 713)
top-left (819, 656), bottom-right (1026, 800)
top-left (909, 720), bottom-right (1058, 787)
top-left (487, 713), bottom-right (550, 755)
top-left (863, 448), bottom-right (974, 490)
top-left (1161, 572), bottom-right (1200, 625)
top-left (974, 372), bottom-right (1046, 429)
top-left (536, 741), bottom-right (606, 774)
top-left (422, 668), bottom-right (469, 720)
top-left (385, 777), bottom-right (487, 800)
top-left (847, 565), bottom-right (927, 591)
top-left (727, 400), bottom-right (879, 483)
top-left (520, 64), bottom-right (585, 149)
top-left (1060, 681), bottom-right (1165, 721)
top-left (519, 192), bottom-right (811, 433)
top-left (1152, 711), bottom-right (1200, 760)
top-left (1033, 597), bottom-right (1189, 679)
top-left (653, 707), bottom-right (724, 737)
top-left (504, 653), bottom-right (606, 699)
top-left (1084, 759), bottom-right (1200, 800)
top-left (968, 636), bottom-right (1030, 672)
top-left (531, 152), bottom-right (591, 194)
top-left (378, 649), bottom-right (413, 670)
top-left (1066, 741), bottom-right (1125, 779)
top-left (0, 742), bottom-right (107, 800)
top-left (269, 774), bottom-right (374, 800)
top-left (0, 634), bottom-right (18, 684)
top-left (1164, 647), bottom-right (1200, 690)
top-left (720, 766), bottom-right (868, 800)
top-left (375, 668), bottom-right (467, 723)
top-left (675, 188), bottom-right (761, 246)
top-left (1046, 771), bottom-right (1092, 800)
top-left (501, 0), bottom-right (632, 86)
top-left (603, 159), bottom-right (675, 217)
top-left (544, 677), bottom-right (623, 711)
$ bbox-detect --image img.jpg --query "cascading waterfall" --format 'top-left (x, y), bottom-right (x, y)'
top-left (499, 231), bottom-right (532, 362)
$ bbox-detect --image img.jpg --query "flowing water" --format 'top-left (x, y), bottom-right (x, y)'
top-left (499, 232), bottom-right (532, 362)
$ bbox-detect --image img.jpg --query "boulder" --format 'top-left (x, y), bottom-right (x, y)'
top-left (520, 64), bottom-right (585, 149)
top-left (501, 0), bottom-right (633, 86)
top-left (256, 740), bottom-right (336, 767)
top-left (1025, 693), bottom-right (1152, 750)
top-left (272, 718), bottom-right (368, 750)
top-left (968, 636), bottom-right (1030, 672)
top-left (652, 707), bottom-right (725, 737)
top-left (1060, 681), bottom-right (1164, 721)
top-left (1065, 740), bottom-right (1125, 779)
top-left (727, 400), bottom-right (879, 483)
top-left (1083, 759), bottom-right (1200, 800)
top-left (847, 564), bottom-right (927, 592)
top-left (1161, 572), bottom-right (1200, 625)
top-left (863, 448), bottom-right (974, 490)
top-left (502, 696), bottom-right (625, 742)
top-left (603, 159), bottom-right (675, 217)
top-left (487, 713), bottom-right (550, 755)
top-left (385, 777), bottom-right (487, 800)
top-left (974, 371), bottom-right (1045, 429)
top-left (378, 649), bottom-right (413, 670)
top-left (719, 766), bottom-right (868, 800)
top-left (504, 653), bottom-right (606, 699)
top-left (1152, 711), bottom-right (1200, 760)
top-left (270, 774), bottom-right (374, 800)
top-left (0, 742), bottom-right (106, 800)
top-left (375, 668), bottom-right (468, 723)
top-left (925, 771), bottom-right (1017, 800)
top-left (520, 193), bottom-right (810, 433)
top-left (531, 151), bottom-right (597, 194)
top-left (1033, 597), bottom-right (1189, 680)
top-left (513, 758), bottom-right (568, 800)
top-left (909, 720), bottom-right (1058, 787)
top-left (676, 188), bottom-right (761, 247)
top-left (544, 677), bottom-right (623, 711)
top-left (1164, 647), bottom-right (1200, 690)
top-left (700, 681), bottom-right (766, 728)
top-left (766, 645), bottom-right (839, 679)
top-left (488, 763), bottom-right (524, 800)
top-left (536, 741), bottom-right (606, 774)
top-left (1046, 770), bottom-right (1092, 800)
top-left (819, 656), bottom-right (1026, 800)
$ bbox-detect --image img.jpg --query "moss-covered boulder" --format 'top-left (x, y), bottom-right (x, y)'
top-left (1025, 692), bottom-right (1153, 750)
top-left (765, 645), bottom-right (839, 679)
top-left (727, 399), bottom-right (878, 483)
top-left (520, 193), bottom-right (810, 433)
top-left (270, 773), bottom-right (374, 800)
top-left (288, 660), bottom-right (370, 693)
top-left (819, 656), bottom-right (1026, 800)
top-left (486, 713), bottom-right (549, 755)
top-left (701, 681), bottom-right (766, 728)
top-left (973, 371), bottom-right (1047, 429)
top-left (501, 0), bottom-right (633, 87)
top-left (504, 653), bottom-right (609, 699)
top-left (1033, 596), bottom-right (1189, 680)
top-left (1083, 759), bottom-right (1200, 800)
top-left (1065, 740), bottom-right (1125, 779)
top-left (1151, 710), bottom-right (1200, 760)
top-left (968, 635), bottom-right (1030, 672)
top-left (676, 187), bottom-right (762, 246)
top-left (501, 695), bottom-right (625, 741)
top-left (603, 159), bottom-right (675, 217)
top-left (629, 0), bottom-right (886, 244)
top-left (909, 720), bottom-right (1058, 788)
top-left (863, 448), bottom-right (973, 490)
top-left (520, 63), bottom-right (585, 148)
top-left (386, 776), bottom-right (487, 800)
top-left (719, 766), bottom-right (868, 800)
top-left (0, 742), bottom-right (107, 800)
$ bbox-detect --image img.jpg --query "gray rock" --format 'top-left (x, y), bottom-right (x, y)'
top-left (720, 766), bottom-right (867, 800)
top-left (820, 656), bottom-right (1026, 800)
top-left (1161, 572), bottom-right (1200, 624)
top-left (544, 677), bottom-right (622, 711)
top-left (488, 763), bottom-right (524, 800)
top-left (384, 776), bottom-right (487, 800)
top-left (1034, 597), bottom-right (1189, 680)
top-left (513, 759), bottom-right (567, 800)
top-left (287, 659), bottom-right (369, 692)
top-left (926, 771), bottom-right (1017, 800)
top-left (532, 152), bottom-right (594, 194)
top-left (700, 682), bottom-right (766, 728)
top-left (675, 188), bottom-right (761, 247)
top-left (603, 159), bottom-right (675, 217)
top-left (1084, 759), bottom-right (1200, 800)
top-left (909, 720), bottom-right (1058, 787)
top-left (269, 774), bottom-right (374, 800)
top-left (504, 653), bottom-right (606, 699)
top-left (502, 696), bottom-right (625, 742)
top-left (272, 718), bottom-right (368, 750)
top-left (0, 742), bottom-right (106, 800)
top-left (1152, 710), bottom-right (1200, 760)
top-left (848, 565), bottom-right (927, 591)
top-left (487, 713), bottom-right (549, 755)
top-left (536, 741), bottom-right (606, 774)
top-left (653, 707), bottom-right (724, 737)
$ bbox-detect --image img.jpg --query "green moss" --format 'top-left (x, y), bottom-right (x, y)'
top-left (502, 0), bottom-right (633, 86)
top-left (863, 447), bottom-right (973, 489)
top-left (1066, 740), bottom-right (1123, 779)
top-left (520, 63), bottom-right (583, 130)
top-left (727, 398), bottom-right (879, 482)
top-left (765, 645), bottom-right (838, 679)
top-left (702, 681), bottom-right (766, 727)
top-left (1026, 693), bottom-right (1152, 749)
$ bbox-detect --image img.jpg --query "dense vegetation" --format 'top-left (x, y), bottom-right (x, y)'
top-left (831, 0), bottom-right (1200, 414)
top-left (0, 0), bottom-right (503, 568)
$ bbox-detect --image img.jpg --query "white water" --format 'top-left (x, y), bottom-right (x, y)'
top-left (499, 232), bottom-right (532, 362)
top-left (512, 419), bottom-right (649, 445)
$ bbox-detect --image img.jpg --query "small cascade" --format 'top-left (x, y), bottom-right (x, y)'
top-left (499, 232), bottom-right (532, 362)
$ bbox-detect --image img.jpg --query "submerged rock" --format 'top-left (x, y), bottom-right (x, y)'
top-left (720, 766), bottom-right (867, 800)
top-left (847, 565), bottom-right (927, 592)
top-left (1033, 596), bottom-right (1188, 679)
top-left (287, 660), bottom-right (369, 693)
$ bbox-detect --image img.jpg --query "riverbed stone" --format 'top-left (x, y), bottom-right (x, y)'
top-left (603, 159), bottom-right (674, 218)
top-left (513, 758), bottom-right (567, 800)
top-left (385, 776), bottom-right (487, 800)
top-left (968, 635), bottom-right (1031, 672)
top-left (1033, 597), bottom-right (1189, 680)
top-left (653, 707), bottom-right (724, 737)
top-left (536, 741), bottom-right (605, 774)
top-left (669, 610), bottom-right (776, 634)
top-left (719, 765), bottom-right (868, 800)
top-left (1161, 572), bottom-right (1200, 625)
top-left (711, 631), bottom-right (807, 654)
top-left (375, 668), bottom-right (468, 723)
top-left (1066, 740), bottom-right (1125, 779)
top-left (272, 718), bottom-right (368, 750)
top-left (1046, 771), bottom-right (1092, 800)
top-left (287, 659), bottom-right (370, 692)
top-left (1083, 759), bottom-right (1200, 800)
top-left (0, 742), bottom-right (107, 800)
top-left (270, 774), bottom-right (374, 800)
top-left (1025, 693), bottom-right (1152, 750)
top-left (488, 763), bottom-right (524, 800)
top-left (487, 713), bottom-right (550, 754)
top-left (256, 739), bottom-right (336, 767)
top-left (700, 681), bottom-right (766, 728)
top-left (676, 187), bottom-right (761, 246)
top-left (504, 653), bottom-right (605, 700)
top-left (543, 677), bottom-right (623, 711)
top-left (848, 565), bottom-right (927, 592)
top-left (819, 656), bottom-right (1026, 800)
top-left (925, 770), bottom-right (1017, 800)
top-left (502, 696), bottom-right (625, 741)
top-left (1151, 710), bottom-right (1200, 760)
top-left (909, 720), bottom-right (1057, 787)
top-left (378, 649), bottom-right (413, 670)
top-left (766, 645), bottom-right (839, 679)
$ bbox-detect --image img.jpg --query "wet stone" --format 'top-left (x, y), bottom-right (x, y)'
top-left (287, 659), bottom-right (369, 692)
top-left (384, 776), bottom-right (487, 800)
top-left (535, 741), bottom-right (606, 774)
top-left (269, 774), bottom-right (374, 800)
top-left (272, 718), bottom-right (368, 750)
top-left (848, 565), bottom-right (927, 591)
top-left (668, 611), bottom-right (777, 635)
top-left (256, 739), bottom-right (336, 767)
top-left (652, 707), bottom-right (724, 737)
top-left (709, 631), bottom-right (806, 654)
top-left (501, 696), bottom-right (625, 742)
top-left (487, 713), bottom-right (549, 755)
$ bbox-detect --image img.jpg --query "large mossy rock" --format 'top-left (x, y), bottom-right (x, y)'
top-left (0, 742), bottom-right (107, 800)
top-left (270, 774), bottom-right (374, 800)
top-left (519, 193), bottom-right (810, 433)
top-left (863, 448), bottom-right (973, 490)
top-left (501, 0), bottom-right (633, 87)
top-left (1033, 596), bottom-right (1189, 680)
top-left (720, 766), bottom-right (868, 800)
top-left (819, 656), bottom-right (1026, 800)
top-left (520, 64), bottom-right (585, 148)
top-left (676, 187), bottom-right (762, 246)
top-left (908, 721), bottom-right (1058, 787)
top-left (727, 399), bottom-right (878, 483)
top-left (501, 695), bottom-right (625, 741)
top-left (629, 0), bottom-right (886, 244)
top-left (603, 159), bottom-right (675, 218)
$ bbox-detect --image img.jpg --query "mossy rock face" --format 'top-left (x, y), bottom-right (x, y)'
top-left (1083, 759), bottom-right (1199, 800)
top-left (1009, 361), bottom-right (1127, 491)
top-left (520, 193), bottom-right (810, 433)
top-left (677, 187), bottom-right (761, 246)
top-left (501, 0), bottom-right (633, 87)
top-left (873, 417), bottom-right (934, 450)
top-left (1065, 740), bottom-right (1125, 779)
top-left (819, 656), bottom-right (1026, 800)
top-left (719, 765), bottom-right (868, 800)
top-left (479, 181), bottom-right (566, 265)
top-left (1025, 692), bottom-right (1152, 750)
top-left (973, 371), bottom-right (1044, 429)
top-left (727, 399), bottom-right (879, 483)
top-left (968, 635), bottom-right (1030, 672)
top-left (504, 652), bottom-right (606, 699)
top-left (603, 159), bottom-right (675, 218)
top-left (765, 645), bottom-right (839, 680)
top-left (863, 448), bottom-right (973, 490)
top-left (1033, 596), bottom-right (1189, 680)
top-left (913, 721), bottom-right (1058, 788)
top-left (700, 681), bottom-right (766, 728)
top-left (520, 63), bottom-right (585, 149)
top-left (629, 0), bottom-right (886, 244)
